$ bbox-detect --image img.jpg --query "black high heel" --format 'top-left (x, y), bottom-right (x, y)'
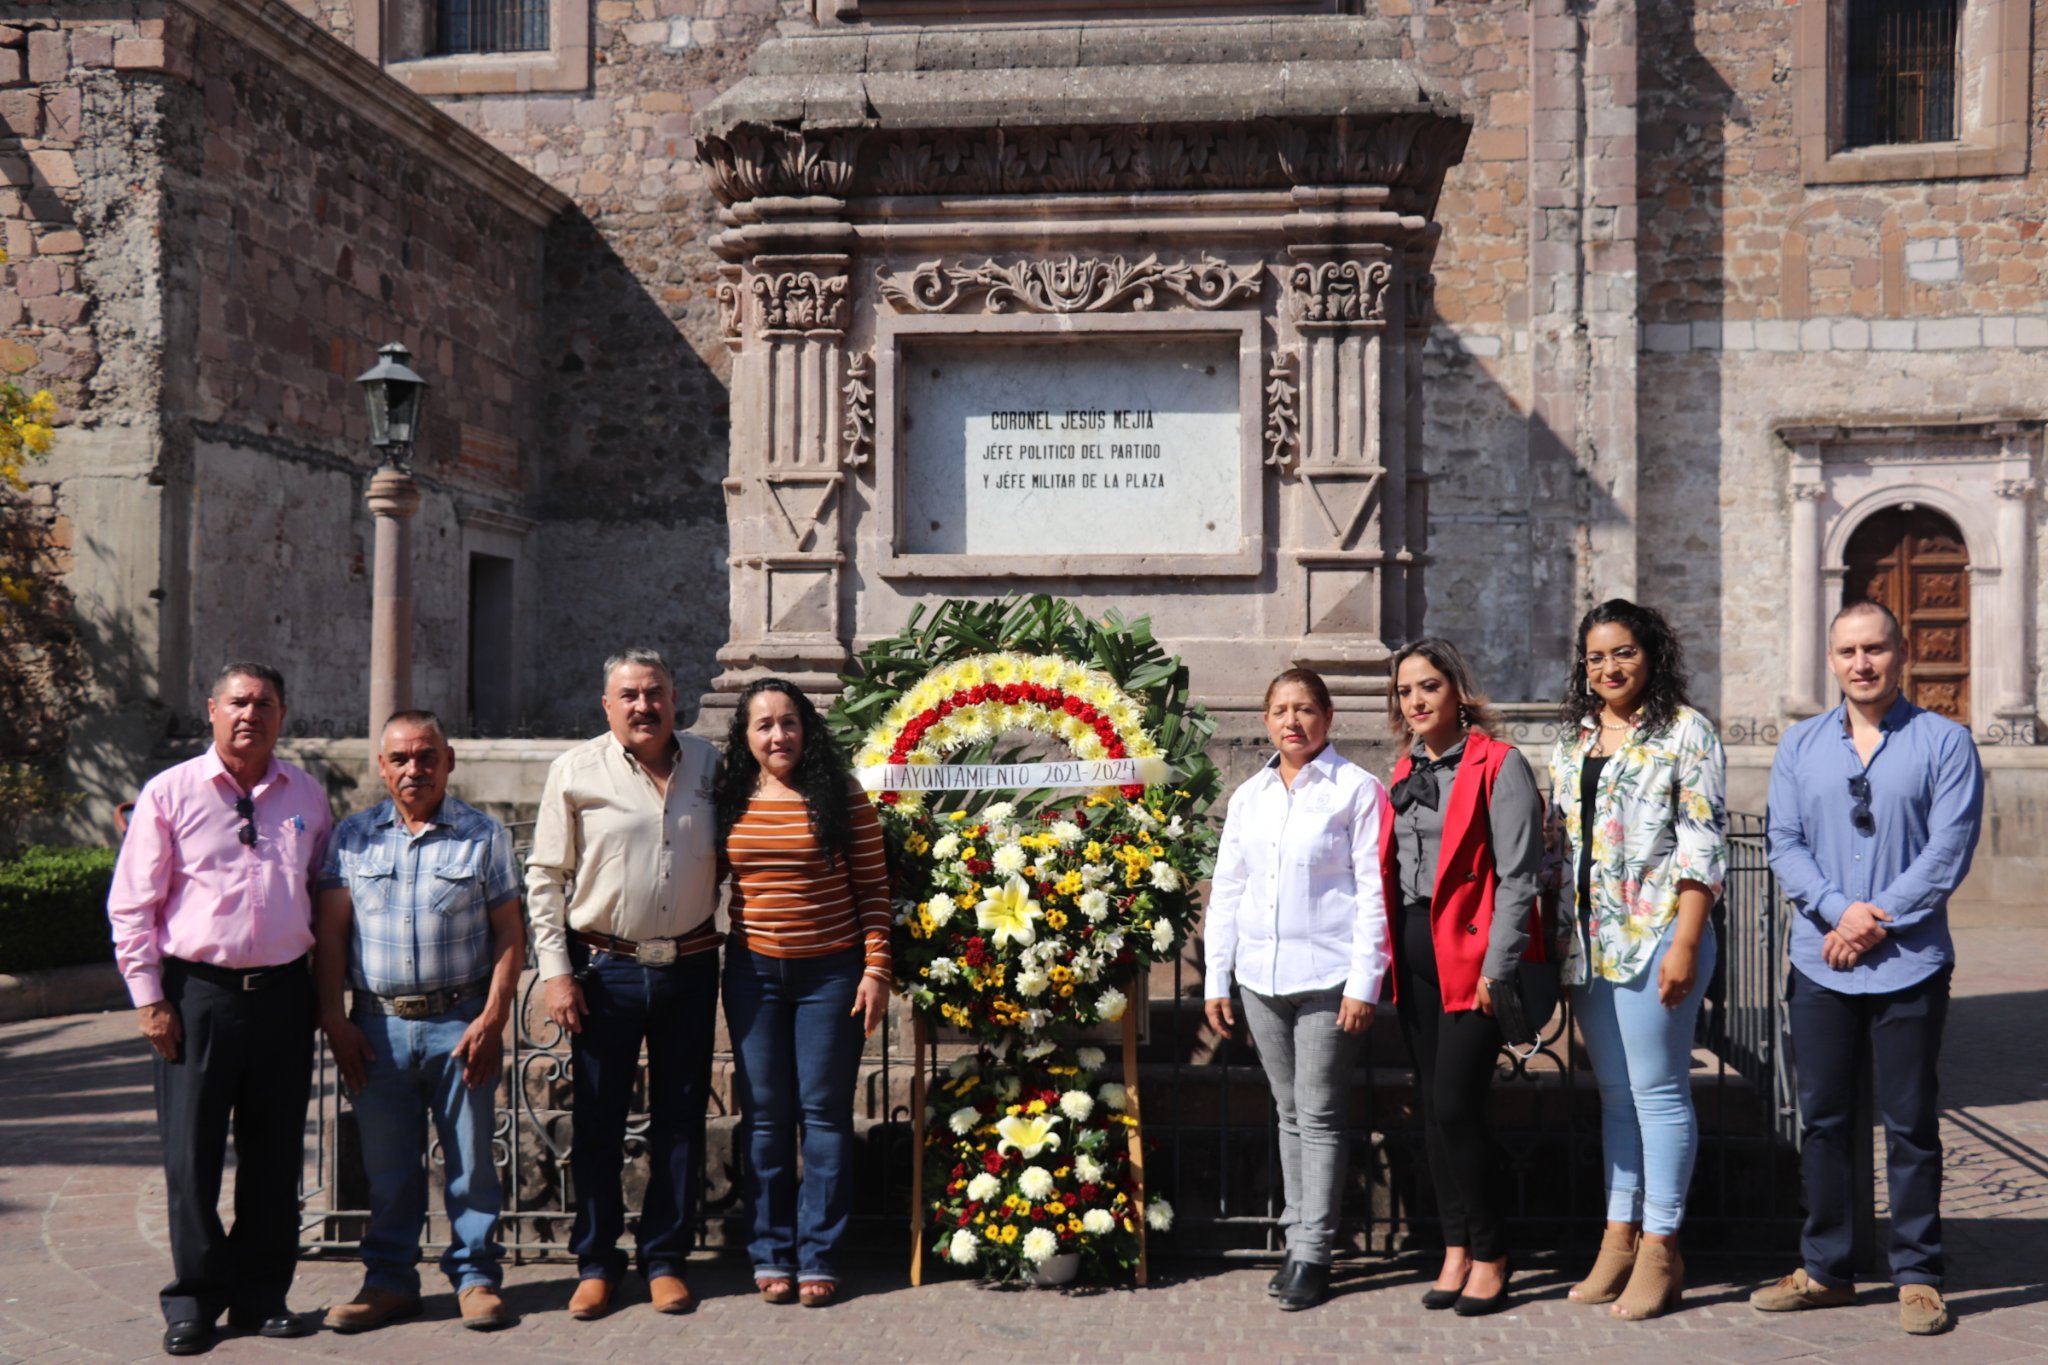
top-left (1453, 1257), bottom-right (1512, 1317)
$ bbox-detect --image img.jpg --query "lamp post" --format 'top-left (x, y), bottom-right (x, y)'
top-left (356, 342), bottom-right (429, 741)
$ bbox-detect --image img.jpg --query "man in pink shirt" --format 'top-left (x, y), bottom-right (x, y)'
top-left (106, 662), bottom-right (332, 1357)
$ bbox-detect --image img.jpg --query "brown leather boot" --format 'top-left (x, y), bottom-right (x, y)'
top-left (568, 1277), bottom-right (614, 1321)
top-left (458, 1285), bottom-right (510, 1331)
top-left (1568, 1224), bottom-right (1639, 1305)
top-left (648, 1275), bottom-right (695, 1315)
top-left (322, 1286), bottom-right (422, 1334)
top-left (1611, 1237), bottom-right (1684, 1321)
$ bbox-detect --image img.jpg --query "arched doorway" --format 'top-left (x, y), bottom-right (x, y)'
top-left (1842, 505), bottom-right (1970, 722)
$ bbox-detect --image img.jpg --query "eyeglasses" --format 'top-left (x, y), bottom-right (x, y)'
top-left (234, 795), bottom-right (257, 846)
top-left (1583, 646), bottom-right (1643, 669)
top-left (1847, 775), bottom-right (1874, 836)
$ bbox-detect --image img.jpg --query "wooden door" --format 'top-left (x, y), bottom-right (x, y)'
top-left (1842, 506), bottom-right (1970, 722)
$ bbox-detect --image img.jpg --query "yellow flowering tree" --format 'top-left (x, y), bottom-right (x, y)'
top-left (0, 250), bottom-right (76, 838)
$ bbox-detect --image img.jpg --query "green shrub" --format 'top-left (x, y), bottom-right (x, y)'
top-left (0, 844), bottom-right (118, 975)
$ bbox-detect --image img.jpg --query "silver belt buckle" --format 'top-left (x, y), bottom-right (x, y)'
top-left (390, 995), bottom-right (431, 1020)
top-left (636, 938), bottom-right (678, 967)
top-left (242, 971), bottom-right (264, 991)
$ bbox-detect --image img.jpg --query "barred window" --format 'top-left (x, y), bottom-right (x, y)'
top-left (1844, 0), bottom-right (1959, 146)
top-left (437, 0), bottom-right (549, 55)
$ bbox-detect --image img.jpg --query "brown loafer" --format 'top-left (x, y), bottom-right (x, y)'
top-left (648, 1275), bottom-right (695, 1315)
top-left (1900, 1284), bottom-right (1951, 1335)
top-left (458, 1285), bottom-right (510, 1331)
top-left (568, 1277), bottom-right (614, 1321)
top-left (1750, 1268), bottom-right (1855, 1313)
top-left (323, 1286), bottom-right (422, 1334)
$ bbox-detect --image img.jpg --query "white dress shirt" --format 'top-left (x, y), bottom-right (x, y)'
top-left (1202, 744), bottom-right (1391, 1003)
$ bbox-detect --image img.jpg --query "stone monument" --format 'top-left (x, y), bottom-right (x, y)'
top-left (697, 15), bottom-right (1470, 763)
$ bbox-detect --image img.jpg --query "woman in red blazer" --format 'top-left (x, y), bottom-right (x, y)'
top-left (1380, 639), bottom-right (1547, 1316)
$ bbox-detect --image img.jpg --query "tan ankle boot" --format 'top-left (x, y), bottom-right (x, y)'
top-left (1569, 1225), bottom-right (1639, 1304)
top-left (1612, 1238), bottom-right (1684, 1320)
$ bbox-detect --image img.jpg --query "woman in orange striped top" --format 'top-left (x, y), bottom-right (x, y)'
top-left (715, 678), bottom-right (892, 1309)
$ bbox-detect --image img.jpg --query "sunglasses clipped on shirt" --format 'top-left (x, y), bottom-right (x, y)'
top-left (234, 795), bottom-right (258, 846)
top-left (1847, 774), bottom-right (1874, 837)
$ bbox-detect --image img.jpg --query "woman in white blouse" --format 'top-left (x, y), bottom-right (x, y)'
top-left (1203, 668), bottom-right (1391, 1311)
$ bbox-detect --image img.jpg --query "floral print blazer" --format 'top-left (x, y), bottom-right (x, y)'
top-left (1548, 705), bottom-right (1728, 987)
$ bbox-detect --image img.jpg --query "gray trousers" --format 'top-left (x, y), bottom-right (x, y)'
top-left (1240, 984), bottom-right (1362, 1264)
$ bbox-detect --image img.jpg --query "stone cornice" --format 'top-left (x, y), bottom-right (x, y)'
top-left (169, 0), bottom-right (572, 228)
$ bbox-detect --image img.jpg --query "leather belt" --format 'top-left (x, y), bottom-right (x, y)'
top-left (165, 955), bottom-right (307, 992)
top-left (573, 924), bottom-right (721, 967)
top-left (355, 977), bottom-right (491, 1020)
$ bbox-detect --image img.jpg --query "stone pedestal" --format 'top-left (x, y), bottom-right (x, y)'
top-left (366, 466), bottom-right (421, 739)
top-left (696, 18), bottom-right (1469, 729)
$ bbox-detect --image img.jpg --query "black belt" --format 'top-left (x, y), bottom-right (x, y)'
top-left (354, 978), bottom-right (491, 1020)
top-left (165, 955), bottom-right (308, 991)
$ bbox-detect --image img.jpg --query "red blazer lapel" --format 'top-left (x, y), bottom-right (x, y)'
top-left (1429, 732), bottom-right (1492, 906)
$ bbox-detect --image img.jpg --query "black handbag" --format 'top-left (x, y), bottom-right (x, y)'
top-left (1490, 945), bottom-right (1560, 1055)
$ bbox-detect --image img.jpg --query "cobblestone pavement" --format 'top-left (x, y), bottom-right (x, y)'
top-left (4, 929), bottom-right (2043, 1364)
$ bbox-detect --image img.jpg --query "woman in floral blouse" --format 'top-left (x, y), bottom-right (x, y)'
top-left (1548, 599), bottom-right (1726, 1323)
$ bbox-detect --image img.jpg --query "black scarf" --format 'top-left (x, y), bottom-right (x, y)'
top-left (1390, 743), bottom-right (1462, 815)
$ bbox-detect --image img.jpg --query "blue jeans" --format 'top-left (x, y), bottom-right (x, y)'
top-left (349, 994), bottom-right (503, 1295)
top-left (569, 949), bottom-right (719, 1282)
top-left (1573, 920), bottom-right (1717, 1237)
top-left (723, 947), bottom-right (865, 1283)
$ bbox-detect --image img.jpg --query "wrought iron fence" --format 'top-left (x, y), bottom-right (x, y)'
top-left (297, 816), bottom-right (1803, 1263)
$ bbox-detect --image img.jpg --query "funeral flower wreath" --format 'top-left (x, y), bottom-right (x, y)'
top-left (828, 597), bottom-right (1221, 1044)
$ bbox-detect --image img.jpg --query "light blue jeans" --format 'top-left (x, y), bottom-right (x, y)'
top-left (350, 994), bottom-right (503, 1295)
top-left (1573, 920), bottom-right (1717, 1237)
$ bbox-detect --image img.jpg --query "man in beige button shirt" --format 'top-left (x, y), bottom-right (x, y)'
top-left (526, 648), bottom-right (721, 1321)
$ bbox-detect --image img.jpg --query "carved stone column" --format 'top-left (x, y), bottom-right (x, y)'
top-left (715, 247), bottom-right (856, 692)
top-left (365, 466), bottom-right (421, 739)
top-left (1786, 477), bottom-right (1828, 718)
top-left (1992, 474), bottom-right (2038, 722)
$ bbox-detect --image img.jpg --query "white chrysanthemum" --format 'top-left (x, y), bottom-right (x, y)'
top-left (954, 710), bottom-right (993, 742)
top-left (1078, 889), bottom-right (1111, 921)
top-left (1017, 1166), bottom-right (1055, 1201)
top-left (948, 1229), bottom-right (980, 1265)
top-left (1075, 1046), bottom-right (1106, 1072)
top-left (1016, 968), bottom-right (1049, 998)
top-left (1048, 820), bottom-right (1083, 846)
top-left (1145, 1198), bottom-right (1174, 1231)
top-left (949, 1105), bottom-right (981, 1135)
top-left (983, 800), bottom-right (1016, 826)
top-left (1148, 861), bottom-right (1183, 892)
top-left (856, 746), bottom-right (888, 770)
top-left (1083, 681), bottom-right (1119, 707)
top-left (1096, 988), bottom-right (1128, 1022)
top-left (1076, 735), bottom-right (1108, 760)
top-left (1098, 1082), bottom-right (1129, 1111)
top-left (966, 1172), bottom-right (1001, 1203)
top-left (992, 844), bottom-right (1028, 876)
top-left (1151, 919), bottom-right (1175, 954)
top-left (1020, 1039), bottom-right (1057, 1061)
top-left (986, 654), bottom-right (1022, 684)
top-left (931, 833), bottom-right (960, 860)
top-left (1021, 1227), bottom-right (1059, 1264)
top-left (1082, 1209), bottom-right (1116, 1236)
top-left (1106, 700), bottom-right (1139, 730)
top-left (1075, 1153), bottom-right (1105, 1183)
top-left (1030, 656), bottom-right (1065, 685)
top-left (1059, 1089), bottom-right (1095, 1121)
top-left (927, 893), bottom-right (957, 927)
top-left (884, 700), bottom-right (914, 729)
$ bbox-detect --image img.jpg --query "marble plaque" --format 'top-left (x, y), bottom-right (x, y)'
top-left (899, 335), bottom-right (1242, 557)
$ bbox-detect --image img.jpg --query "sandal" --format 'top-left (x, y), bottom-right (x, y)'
top-left (798, 1281), bottom-right (837, 1309)
top-left (756, 1278), bottom-right (795, 1305)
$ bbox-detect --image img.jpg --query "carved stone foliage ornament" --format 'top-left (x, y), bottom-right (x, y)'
top-left (842, 350), bottom-right (874, 467)
top-left (878, 255), bottom-right (1262, 315)
top-left (1403, 272), bottom-right (1436, 335)
top-left (1264, 350), bottom-right (1300, 470)
top-left (696, 115), bottom-right (1471, 206)
top-left (1286, 260), bottom-right (1394, 327)
top-left (750, 271), bottom-right (849, 333)
top-left (716, 276), bottom-right (744, 341)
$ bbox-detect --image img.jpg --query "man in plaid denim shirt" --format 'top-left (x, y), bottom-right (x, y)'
top-left (313, 710), bottom-right (524, 1334)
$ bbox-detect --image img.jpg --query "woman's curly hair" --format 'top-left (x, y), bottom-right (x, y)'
top-left (715, 678), bottom-right (855, 869)
top-left (1559, 598), bottom-right (1694, 738)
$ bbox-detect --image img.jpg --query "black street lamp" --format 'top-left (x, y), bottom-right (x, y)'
top-left (355, 341), bottom-right (429, 469)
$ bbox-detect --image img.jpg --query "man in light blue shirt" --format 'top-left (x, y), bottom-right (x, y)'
top-left (314, 710), bottom-right (524, 1334)
top-left (1750, 601), bottom-right (1982, 1336)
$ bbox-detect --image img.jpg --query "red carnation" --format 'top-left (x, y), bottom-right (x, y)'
top-left (963, 937), bottom-right (989, 967)
top-left (938, 700), bottom-right (954, 717)
top-left (1062, 696), bottom-right (1084, 716)
top-left (982, 1150), bottom-right (1004, 1174)
top-left (1121, 784), bottom-right (1145, 797)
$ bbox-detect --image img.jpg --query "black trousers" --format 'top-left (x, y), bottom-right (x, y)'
top-left (1788, 964), bottom-right (1951, 1289)
top-left (1395, 901), bottom-right (1507, 1262)
top-left (153, 958), bottom-right (314, 1324)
